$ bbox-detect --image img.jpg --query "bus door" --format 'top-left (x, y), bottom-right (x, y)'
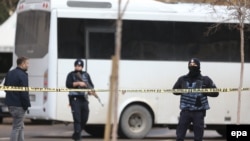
top-left (84, 26), bottom-right (115, 123)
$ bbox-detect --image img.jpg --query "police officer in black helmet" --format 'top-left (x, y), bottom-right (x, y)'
top-left (173, 58), bottom-right (219, 141)
top-left (66, 59), bottom-right (94, 141)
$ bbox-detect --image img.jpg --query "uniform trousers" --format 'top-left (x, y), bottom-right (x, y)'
top-left (176, 110), bottom-right (206, 141)
top-left (70, 96), bottom-right (89, 140)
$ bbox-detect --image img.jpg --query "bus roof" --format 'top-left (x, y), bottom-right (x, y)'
top-left (17, 0), bottom-right (237, 23)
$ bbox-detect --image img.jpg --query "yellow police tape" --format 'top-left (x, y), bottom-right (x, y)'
top-left (0, 85), bottom-right (250, 93)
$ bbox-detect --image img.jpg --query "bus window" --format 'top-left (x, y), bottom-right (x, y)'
top-left (0, 53), bottom-right (12, 82)
top-left (58, 18), bottom-right (249, 62)
top-left (58, 18), bottom-right (86, 59)
top-left (58, 18), bottom-right (116, 59)
top-left (122, 20), bottom-right (175, 60)
top-left (15, 11), bottom-right (50, 58)
top-left (86, 28), bottom-right (115, 59)
top-left (121, 20), bottom-right (249, 62)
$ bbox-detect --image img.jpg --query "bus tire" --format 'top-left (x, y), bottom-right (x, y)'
top-left (119, 105), bottom-right (152, 139)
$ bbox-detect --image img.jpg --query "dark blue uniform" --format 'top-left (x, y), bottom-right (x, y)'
top-left (66, 70), bottom-right (94, 141)
top-left (173, 58), bottom-right (219, 141)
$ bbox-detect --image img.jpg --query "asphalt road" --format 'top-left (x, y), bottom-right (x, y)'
top-left (0, 118), bottom-right (226, 141)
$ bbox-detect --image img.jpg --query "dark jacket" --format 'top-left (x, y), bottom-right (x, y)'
top-left (173, 74), bottom-right (219, 111)
top-left (4, 67), bottom-right (31, 110)
top-left (66, 71), bottom-right (94, 96)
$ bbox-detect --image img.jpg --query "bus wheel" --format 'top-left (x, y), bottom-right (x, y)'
top-left (119, 105), bottom-right (152, 139)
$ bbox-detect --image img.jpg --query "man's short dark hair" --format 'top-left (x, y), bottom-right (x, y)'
top-left (17, 56), bottom-right (28, 66)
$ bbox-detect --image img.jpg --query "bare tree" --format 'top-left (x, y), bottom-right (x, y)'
top-left (104, 1), bottom-right (129, 141)
top-left (207, 0), bottom-right (250, 125)
top-left (159, 0), bottom-right (250, 125)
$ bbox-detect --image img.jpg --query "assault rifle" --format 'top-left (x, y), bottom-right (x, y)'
top-left (75, 72), bottom-right (104, 106)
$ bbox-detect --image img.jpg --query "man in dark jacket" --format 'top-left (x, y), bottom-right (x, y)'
top-left (4, 56), bottom-right (31, 141)
top-left (66, 59), bottom-right (94, 141)
top-left (173, 58), bottom-right (219, 141)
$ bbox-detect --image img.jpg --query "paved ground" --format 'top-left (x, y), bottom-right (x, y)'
top-left (0, 118), bottom-right (226, 141)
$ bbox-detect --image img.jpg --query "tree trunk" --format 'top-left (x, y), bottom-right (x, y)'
top-left (237, 21), bottom-right (245, 125)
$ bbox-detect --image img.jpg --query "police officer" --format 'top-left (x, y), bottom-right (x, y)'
top-left (66, 59), bottom-right (94, 141)
top-left (173, 58), bottom-right (219, 141)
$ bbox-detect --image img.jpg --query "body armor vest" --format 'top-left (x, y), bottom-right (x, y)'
top-left (180, 79), bottom-right (210, 111)
top-left (69, 72), bottom-right (91, 99)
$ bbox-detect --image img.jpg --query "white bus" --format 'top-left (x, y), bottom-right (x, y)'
top-left (14, 0), bottom-right (250, 139)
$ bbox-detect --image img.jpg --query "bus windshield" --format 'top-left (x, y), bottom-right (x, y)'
top-left (15, 11), bottom-right (50, 58)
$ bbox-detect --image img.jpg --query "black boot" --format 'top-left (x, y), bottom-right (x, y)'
top-left (72, 132), bottom-right (81, 141)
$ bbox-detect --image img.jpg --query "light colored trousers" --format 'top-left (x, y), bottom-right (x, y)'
top-left (8, 106), bottom-right (26, 141)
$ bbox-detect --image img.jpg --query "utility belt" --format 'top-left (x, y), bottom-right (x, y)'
top-left (69, 95), bottom-right (85, 99)
top-left (68, 95), bottom-right (88, 105)
top-left (182, 109), bottom-right (205, 112)
top-left (181, 109), bottom-right (206, 116)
